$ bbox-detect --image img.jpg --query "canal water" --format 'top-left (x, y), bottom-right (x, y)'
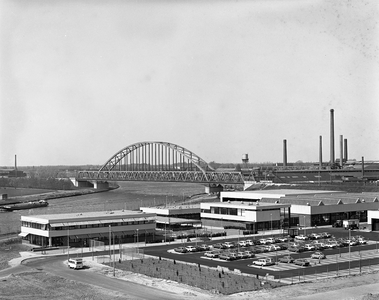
top-left (0, 181), bottom-right (205, 235)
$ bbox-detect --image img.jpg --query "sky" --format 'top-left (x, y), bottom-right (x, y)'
top-left (1, 0), bottom-right (379, 167)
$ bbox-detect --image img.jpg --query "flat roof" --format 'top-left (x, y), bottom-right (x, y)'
top-left (222, 189), bottom-right (343, 196)
top-left (201, 201), bottom-right (290, 209)
top-left (21, 210), bottom-right (155, 223)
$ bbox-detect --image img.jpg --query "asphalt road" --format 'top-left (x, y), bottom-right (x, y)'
top-left (0, 254), bottom-right (180, 300)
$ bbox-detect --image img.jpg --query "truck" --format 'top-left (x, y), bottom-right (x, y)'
top-left (343, 219), bottom-right (359, 230)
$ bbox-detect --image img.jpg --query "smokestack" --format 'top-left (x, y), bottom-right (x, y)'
top-left (283, 139), bottom-right (287, 167)
top-left (340, 135), bottom-right (343, 167)
top-left (15, 155), bottom-right (17, 172)
top-left (362, 156), bottom-right (365, 177)
top-left (330, 109), bottom-right (335, 165)
top-left (344, 139), bottom-right (348, 162)
top-left (319, 136), bottom-right (323, 168)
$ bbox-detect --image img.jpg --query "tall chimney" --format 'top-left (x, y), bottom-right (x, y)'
top-left (330, 109), bottom-right (335, 165)
top-left (344, 138), bottom-right (348, 162)
top-left (319, 136), bottom-right (323, 168)
top-left (362, 156), bottom-right (365, 177)
top-left (15, 155), bottom-right (17, 172)
top-left (283, 139), bottom-right (287, 167)
top-left (340, 135), bottom-right (343, 167)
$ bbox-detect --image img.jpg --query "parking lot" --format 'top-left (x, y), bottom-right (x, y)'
top-left (152, 227), bottom-right (379, 281)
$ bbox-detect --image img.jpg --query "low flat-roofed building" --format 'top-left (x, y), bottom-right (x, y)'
top-left (208, 189), bottom-right (379, 230)
top-left (141, 205), bottom-right (201, 231)
top-left (20, 210), bottom-right (156, 248)
top-left (200, 201), bottom-right (291, 232)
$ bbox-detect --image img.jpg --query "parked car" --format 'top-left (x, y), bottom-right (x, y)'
top-left (278, 255), bottom-right (294, 263)
top-left (266, 237), bottom-right (279, 244)
top-left (303, 244), bottom-right (315, 251)
top-left (288, 245), bottom-right (305, 252)
top-left (255, 245), bottom-right (269, 253)
top-left (250, 258), bottom-right (275, 266)
top-left (294, 258), bottom-right (310, 266)
top-left (219, 253), bottom-right (233, 261)
top-left (295, 235), bottom-right (308, 240)
top-left (346, 239), bottom-right (359, 246)
top-left (311, 251), bottom-right (326, 259)
top-left (269, 244), bottom-right (282, 251)
top-left (243, 251), bottom-right (255, 258)
top-left (174, 247), bottom-right (187, 253)
top-left (320, 232), bottom-right (332, 238)
top-left (228, 253), bottom-right (238, 260)
top-left (313, 243), bottom-right (326, 250)
top-left (277, 243), bottom-right (288, 250)
top-left (309, 233), bottom-right (322, 240)
top-left (237, 251), bottom-right (248, 259)
top-left (245, 239), bottom-right (255, 246)
top-left (223, 242), bottom-right (236, 248)
top-left (278, 237), bottom-right (289, 243)
top-left (185, 246), bottom-right (198, 252)
top-left (204, 250), bottom-right (220, 258)
top-left (259, 238), bottom-right (269, 245)
top-left (238, 241), bottom-right (247, 247)
top-left (357, 238), bottom-right (367, 244)
top-left (198, 244), bottom-right (210, 251)
top-left (212, 243), bottom-right (227, 249)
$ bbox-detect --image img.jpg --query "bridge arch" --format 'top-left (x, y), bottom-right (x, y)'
top-left (99, 141), bottom-right (215, 174)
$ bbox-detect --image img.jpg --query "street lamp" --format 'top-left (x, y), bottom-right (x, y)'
top-left (67, 227), bottom-right (70, 264)
top-left (136, 228), bottom-right (139, 254)
top-left (348, 228), bottom-right (351, 275)
top-left (270, 214), bottom-right (272, 235)
top-left (304, 216), bottom-right (306, 237)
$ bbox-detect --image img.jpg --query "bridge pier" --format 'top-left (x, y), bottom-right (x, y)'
top-left (70, 178), bottom-right (94, 188)
top-left (91, 181), bottom-right (109, 190)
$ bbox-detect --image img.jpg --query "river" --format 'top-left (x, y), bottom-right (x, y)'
top-left (0, 181), bottom-right (205, 235)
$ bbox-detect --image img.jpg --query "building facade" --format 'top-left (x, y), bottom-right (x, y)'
top-left (200, 201), bottom-right (291, 232)
top-left (19, 210), bottom-right (156, 247)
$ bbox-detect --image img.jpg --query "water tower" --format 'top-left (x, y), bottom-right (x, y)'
top-left (242, 154), bottom-right (249, 169)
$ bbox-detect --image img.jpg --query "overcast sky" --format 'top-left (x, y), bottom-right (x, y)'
top-left (1, 0), bottom-right (378, 167)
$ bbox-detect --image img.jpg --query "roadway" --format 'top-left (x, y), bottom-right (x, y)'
top-left (0, 252), bottom-right (180, 300)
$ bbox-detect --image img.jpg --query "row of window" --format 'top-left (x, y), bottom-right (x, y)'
top-left (21, 220), bottom-right (155, 231)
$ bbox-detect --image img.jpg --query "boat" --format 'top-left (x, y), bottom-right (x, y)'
top-left (1, 200), bottom-right (49, 211)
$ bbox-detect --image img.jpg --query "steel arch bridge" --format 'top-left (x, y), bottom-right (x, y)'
top-left (76, 141), bottom-right (245, 184)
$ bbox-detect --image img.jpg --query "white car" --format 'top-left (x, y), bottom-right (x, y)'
top-left (266, 237), bottom-right (278, 244)
top-left (223, 242), bottom-right (235, 248)
top-left (295, 235), bottom-right (308, 240)
top-left (250, 258), bottom-right (275, 266)
top-left (304, 244), bottom-right (315, 251)
top-left (204, 251), bottom-right (219, 258)
top-left (185, 246), bottom-right (197, 252)
top-left (259, 239), bottom-right (269, 244)
top-left (238, 241), bottom-right (247, 247)
top-left (245, 240), bottom-right (255, 246)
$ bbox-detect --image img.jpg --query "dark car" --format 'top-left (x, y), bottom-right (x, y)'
top-left (278, 255), bottom-right (294, 263)
top-left (294, 258), bottom-right (310, 266)
top-left (198, 244), bottom-right (210, 251)
top-left (212, 243), bottom-right (227, 249)
top-left (174, 247), bottom-right (187, 253)
top-left (288, 245), bottom-right (304, 253)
